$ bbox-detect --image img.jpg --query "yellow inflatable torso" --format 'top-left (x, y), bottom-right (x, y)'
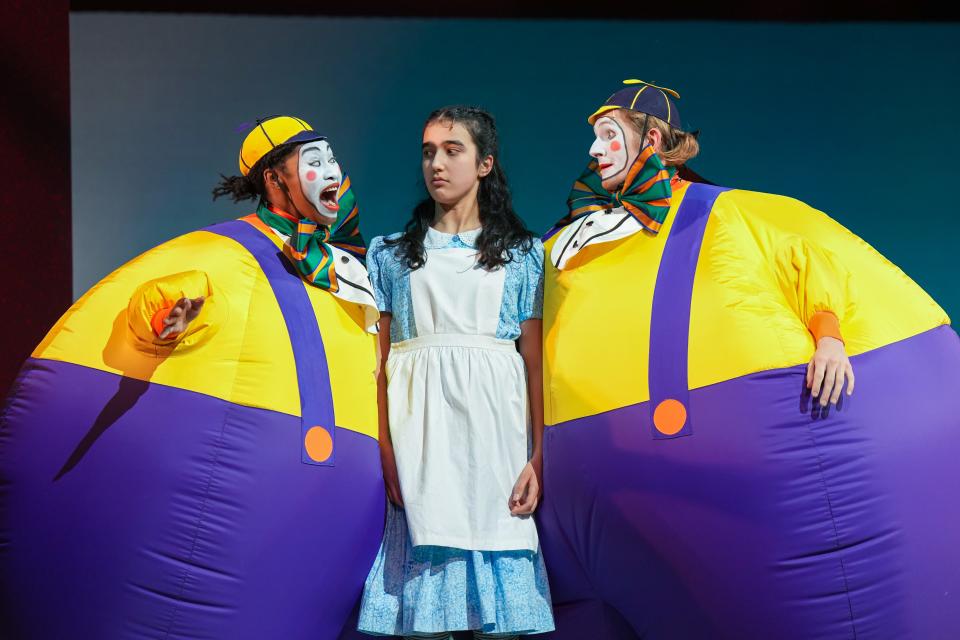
top-left (543, 182), bottom-right (949, 425)
top-left (35, 219), bottom-right (378, 437)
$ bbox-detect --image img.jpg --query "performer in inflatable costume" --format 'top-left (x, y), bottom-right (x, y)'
top-left (536, 80), bottom-right (960, 639)
top-left (0, 117), bottom-right (384, 639)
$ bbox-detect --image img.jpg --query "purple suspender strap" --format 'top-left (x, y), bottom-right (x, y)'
top-left (648, 183), bottom-right (730, 439)
top-left (206, 218), bottom-right (338, 466)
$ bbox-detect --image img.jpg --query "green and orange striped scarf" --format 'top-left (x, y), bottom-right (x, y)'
top-left (560, 145), bottom-right (676, 234)
top-left (255, 175), bottom-right (366, 292)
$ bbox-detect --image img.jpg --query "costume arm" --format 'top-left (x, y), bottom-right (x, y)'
top-left (775, 236), bottom-right (853, 344)
top-left (127, 270), bottom-right (215, 346)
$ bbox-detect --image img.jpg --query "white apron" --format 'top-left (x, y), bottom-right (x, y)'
top-left (386, 238), bottom-right (539, 552)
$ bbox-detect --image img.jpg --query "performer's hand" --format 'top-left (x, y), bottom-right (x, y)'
top-left (380, 443), bottom-right (404, 508)
top-left (510, 459), bottom-right (541, 516)
top-left (807, 336), bottom-right (855, 407)
top-left (159, 296), bottom-right (205, 339)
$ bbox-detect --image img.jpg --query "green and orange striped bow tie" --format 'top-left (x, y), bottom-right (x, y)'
top-left (562, 145), bottom-right (676, 234)
top-left (256, 175), bottom-right (367, 292)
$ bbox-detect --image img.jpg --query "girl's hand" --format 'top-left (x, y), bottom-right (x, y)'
top-left (807, 336), bottom-right (855, 407)
top-left (380, 444), bottom-right (404, 508)
top-left (510, 455), bottom-right (542, 516)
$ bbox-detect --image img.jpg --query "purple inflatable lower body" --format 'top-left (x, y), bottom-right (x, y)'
top-left (0, 359), bottom-right (384, 640)
top-left (537, 325), bottom-right (960, 639)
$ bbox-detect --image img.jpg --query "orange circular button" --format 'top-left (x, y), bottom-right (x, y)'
top-left (653, 399), bottom-right (687, 436)
top-left (304, 426), bottom-right (334, 462)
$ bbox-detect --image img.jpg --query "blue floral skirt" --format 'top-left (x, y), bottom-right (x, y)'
top-left (357, 503), bottom-right (555, 636)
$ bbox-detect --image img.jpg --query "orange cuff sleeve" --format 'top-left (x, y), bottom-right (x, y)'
top-left (808, 310), bottom-right (843, 344)
top-left (151, 305), bottom-right (178, 339)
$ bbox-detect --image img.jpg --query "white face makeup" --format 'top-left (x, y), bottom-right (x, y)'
top-left (298, 140), bottom-right (342, 222)
top-left (589, 115), bottom-right (632, 189)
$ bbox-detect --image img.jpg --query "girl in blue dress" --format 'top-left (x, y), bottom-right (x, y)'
top-left (357, 106), bottom-right (555, 639)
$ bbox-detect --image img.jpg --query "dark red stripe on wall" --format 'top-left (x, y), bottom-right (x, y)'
top-left (0, 0), bottom-right (72, 397)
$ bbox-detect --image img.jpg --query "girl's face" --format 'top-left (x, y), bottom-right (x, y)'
top-left (589, 110), bottom-right (643, 192)
top-left (422, 120), bottom-right (492, 207)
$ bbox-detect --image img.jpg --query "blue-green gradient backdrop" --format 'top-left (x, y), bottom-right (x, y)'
top-left (71, 14), bottom-right (959, 319)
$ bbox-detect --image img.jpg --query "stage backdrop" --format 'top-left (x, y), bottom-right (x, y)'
top-left (71, 14), bottom-right (959, 320)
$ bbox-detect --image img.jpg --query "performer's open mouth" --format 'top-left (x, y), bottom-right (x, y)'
top-left (319, 183), bottom-right (340, 211)
top-left (599, 162), bottom-right (614, 171)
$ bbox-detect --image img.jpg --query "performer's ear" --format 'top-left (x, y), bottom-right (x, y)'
top-left (263, 167), bottom-right (280, 187)
top-left (647, 127), bottom-right (663, 151)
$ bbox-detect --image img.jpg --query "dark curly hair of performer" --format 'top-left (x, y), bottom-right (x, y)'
top-left (211, 142), bottom-right (300, 202)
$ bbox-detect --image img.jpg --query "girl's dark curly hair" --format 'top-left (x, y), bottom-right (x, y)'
top-left (386, 105), bottom-right (534, 270)
top-left (211, 141), bottom-right (300, 203)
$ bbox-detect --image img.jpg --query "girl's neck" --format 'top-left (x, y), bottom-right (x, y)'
top-left (432, 195), bottom-right (482, 234)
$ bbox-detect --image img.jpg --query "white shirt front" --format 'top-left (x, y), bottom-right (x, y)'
top-left (550, 206), bottom-right (647, 270)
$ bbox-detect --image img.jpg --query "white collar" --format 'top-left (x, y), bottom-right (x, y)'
top-left (423, 226), bottom-right (482, 249)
